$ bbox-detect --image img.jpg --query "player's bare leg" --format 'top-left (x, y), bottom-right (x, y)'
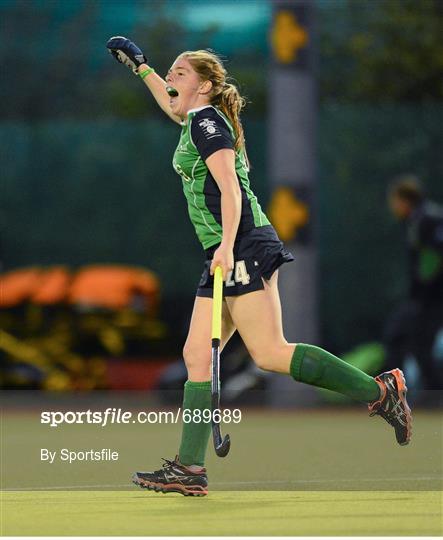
top-left (225, 270), bottom-right (291, 373)
top-left (183, 296), bottom-right (236, 382)
top-left (133, 296), bottom-right (236, 495)
top-left (225, 271), bottom-right (412, 445)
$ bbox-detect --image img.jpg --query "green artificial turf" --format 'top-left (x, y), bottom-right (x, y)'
top-left (1, 490), bottom-right (441, 536)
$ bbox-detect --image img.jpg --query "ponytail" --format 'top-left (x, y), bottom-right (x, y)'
top-left (216, 82), bottom-right (246, 153)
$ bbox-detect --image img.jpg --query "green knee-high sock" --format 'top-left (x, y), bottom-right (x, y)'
top-left (178, 380), bottom-right (212, 467)
top-left (290, 344), bottom-right (380, 402)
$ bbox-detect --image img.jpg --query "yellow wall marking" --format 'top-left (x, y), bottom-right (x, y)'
top-left (268, 187), bottom-right (309, 242)
top-left (271, 10), bottom-right (309, 63)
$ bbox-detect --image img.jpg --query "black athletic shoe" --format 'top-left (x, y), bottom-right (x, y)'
top-left (368, 368), bottom-right (412, 446)
top-left (132, 456), bottom-right (208, 496)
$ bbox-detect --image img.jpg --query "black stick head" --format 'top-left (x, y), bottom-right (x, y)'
top-left (215, 434), bottom-right (231, 457)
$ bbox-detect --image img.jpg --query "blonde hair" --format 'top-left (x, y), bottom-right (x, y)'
top-left (177, 50), bottom-right (247, 154)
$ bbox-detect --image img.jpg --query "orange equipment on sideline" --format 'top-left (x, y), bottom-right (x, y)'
top-left (68, 265), bottom-right (160, 314)
top-left (0, 267), bottom-right (71, 308)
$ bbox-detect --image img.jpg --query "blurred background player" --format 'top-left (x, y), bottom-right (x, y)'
top-left (385, 176), bottom-right (443, 395)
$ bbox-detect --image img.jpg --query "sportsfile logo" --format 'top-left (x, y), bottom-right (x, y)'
top-left (198, 118), bottom-right (221, 139)
top-left (40, 408), bottom-right (242, 427)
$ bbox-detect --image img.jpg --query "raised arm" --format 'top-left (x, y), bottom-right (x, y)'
top-left (137, 62), bottom-right (182, 124)
top-left (106, 36), bottom-right (182, 125)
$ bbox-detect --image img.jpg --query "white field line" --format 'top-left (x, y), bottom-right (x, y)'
top-left (1, 476), bottom-right (441, 492)
top-left (2, 484), bottom-right (130, 491)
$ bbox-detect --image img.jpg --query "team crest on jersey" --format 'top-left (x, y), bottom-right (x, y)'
top-left (198, 118), bottom-right (221, 139)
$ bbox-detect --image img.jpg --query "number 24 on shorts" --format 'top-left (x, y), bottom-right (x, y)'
top-left (225, 260), bottom-right (250, 287)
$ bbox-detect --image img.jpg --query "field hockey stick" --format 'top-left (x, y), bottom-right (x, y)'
top-left (211, 266), bottom-right (231, 457)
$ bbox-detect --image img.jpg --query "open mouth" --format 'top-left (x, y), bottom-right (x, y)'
top-left (166, 86), bottom-right (179, 97)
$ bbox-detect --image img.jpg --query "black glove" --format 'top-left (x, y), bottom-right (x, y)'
top-left (106, 36), bottom-right (147, 74)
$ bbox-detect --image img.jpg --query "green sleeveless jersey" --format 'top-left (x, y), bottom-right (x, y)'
top-left (172, 105), bottom-right (270, 249)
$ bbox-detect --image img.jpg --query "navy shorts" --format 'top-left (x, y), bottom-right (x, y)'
top-left (196, 225), bottom-right (294, 298)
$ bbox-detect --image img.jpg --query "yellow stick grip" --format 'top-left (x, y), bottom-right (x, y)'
top-left (212, 266), bottom-right (223, 340)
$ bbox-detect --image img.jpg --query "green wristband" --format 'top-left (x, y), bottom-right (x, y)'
top-left (139, 67), bottom-right (155, 79)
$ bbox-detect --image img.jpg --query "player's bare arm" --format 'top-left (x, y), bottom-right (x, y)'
top-left (139, 63), bottom-right (182, 124)
top-left (206, 148), bottom-right (241, 280)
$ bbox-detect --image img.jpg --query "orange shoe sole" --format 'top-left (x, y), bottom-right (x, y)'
top-left (391, 368), bottom-right (412, 445)
top-left (133, 475), bottom-right (208, 496)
